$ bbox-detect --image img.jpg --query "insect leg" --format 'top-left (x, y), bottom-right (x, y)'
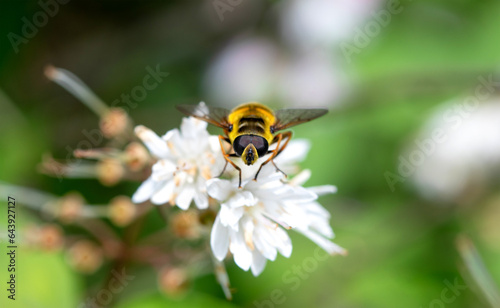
top-left (254, 133), bottom-right (283, 181)
top-left (216, 136), bottom-right (230, 176)
top-left (217, 154), bottom-right (239, 177)
top-left (271, 131), bottom-right (292, 176)
top-left (274, 131), bottom-right (292, 157)
top-left (217, 135), bottom-right (243, 188)
top-left (255, 131), bottom-right (293, 181)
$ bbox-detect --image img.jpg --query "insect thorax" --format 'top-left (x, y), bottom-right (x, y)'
top-left (227, 102), bottom-right (275, 144)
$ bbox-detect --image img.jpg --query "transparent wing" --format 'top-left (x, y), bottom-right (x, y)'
top-left (272, 108), bottom-right (328, 132)
top-left (176, 103), bottom-right (231, 129)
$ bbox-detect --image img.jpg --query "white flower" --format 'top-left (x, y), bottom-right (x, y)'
top-left (208, 166), bottom-right (345, 276)
top-left (203, 37), bottom-right (346, 109)
top-left (277, 50), bottom-right (347, 108)
top-left (132, 117), bottom-right (223, 210)
top-left (411, 99), bottom-right (500, 202)
top-left (280, 0), bottom-right (383, 49)
top-left (273, 139), bottom-right (311, 174)
top-left (203, 38), bottom-right (280, 108)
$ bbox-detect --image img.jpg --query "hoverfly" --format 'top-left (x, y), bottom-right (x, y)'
top-left (176, 102), bottom-right (327, 187)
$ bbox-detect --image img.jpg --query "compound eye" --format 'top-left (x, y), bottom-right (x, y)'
top-left (233, 135), bottom-right (268, 157)
top-left (233, 136), bottom-right (246, 156)
top-left (253, 137), bottom-right (269, 157)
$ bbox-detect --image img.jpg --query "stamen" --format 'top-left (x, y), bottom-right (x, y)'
top-left (206, 152), bottom-right (216, 165)
top-left (174, 175), bottom-right (182, 187)
top-left (187, 166), bottom-right (197, 176)
top-left (201, 166), bottom-right (212, 180)
top-left (167, 141), bottom-right (179, 156)
top-left (169, 193), bottom-right (177, 205)
top-left (244, 228), bottom-right (255, 250)
top-left (262, 212), bottom-right (293, 230)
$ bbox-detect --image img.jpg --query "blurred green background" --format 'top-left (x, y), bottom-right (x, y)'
top-left (1, 0), bottom-right (500, 307)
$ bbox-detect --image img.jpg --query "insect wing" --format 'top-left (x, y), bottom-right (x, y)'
top-left (176, 104), bottom-right (231, 129)
top-left (272, 108), bottom-right (328, 132)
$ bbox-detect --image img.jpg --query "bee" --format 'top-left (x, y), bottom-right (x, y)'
top-left (176, 102), bottom-right (327, 187)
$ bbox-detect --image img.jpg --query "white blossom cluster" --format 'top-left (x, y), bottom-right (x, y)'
top-left (132, 114), bottom-right (345, 294)
top-left (42, 65), bottom-right (343, 298)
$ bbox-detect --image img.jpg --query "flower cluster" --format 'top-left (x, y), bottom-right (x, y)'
top-left (34, 66), bottom-right (344, 299)
top-left (208, 168), bottom-right (346, 276)
top-left (131, 118), bottom-right (224, 209)
top-left (132, 107), bottom-right (346, 295)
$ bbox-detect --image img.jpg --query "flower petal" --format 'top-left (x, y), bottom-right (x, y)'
top-left (308, 185), bottom-right (337, 196)
top-left (132, 177), bottom-right (157, 203)
top-left (274, 139), bottom-right (310, 165)
top-left (150, 180), bottom-right (175, 205)
top-left (193, 190), bottom-right (208, 209)
top-left (274, 227), bottom-right (292, 258)
top-left (289, 169), bottom-right (312, 186)
top-left (211, 215), bottom-right (230, 261)
top-left (229, 229), bottom-right (253, 271)
top-left (176, 185), bottom-right (195, 210)
top-left (151, 159), bottom-right (176, 181)
top-left (135, 125), bottom-right (169, 158)
top-left (219, 205), bottom-right (244, 229)
top-left (253, 227), bottom-right (278, 261)
top-left (298, 229), bottom-right (346, 256)
top-left (282, 186), bottom-right (317, 202)
top-left (251, 250), bottom-right (267, 276)
top-left (207, 178), bottom-right (234, 201)
top-left (227, 191), bottom-right (256, 208)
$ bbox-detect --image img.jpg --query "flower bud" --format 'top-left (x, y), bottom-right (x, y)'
top-left (97, 158), bottom-right (125, 186)
top-left (58, 192), bottom-right (84, 223)
top-left (158, 267), bottom-right (189, 296)
top-left (125, 142), bottom-right (150, 171)
top-left (171, 210), bottom-right (201, 239)
top-left (99, 108), bottom-right (130, 138)
top-left (67, 240), bottom-right (103, 274)
top-left (39, 224), bottom-right (64, 251)
top-left (109, 196), bottom-right (137, 227)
